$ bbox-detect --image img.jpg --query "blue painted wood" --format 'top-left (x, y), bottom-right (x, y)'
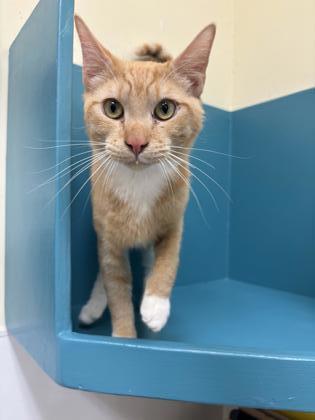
top-left (73, 279), bottom-right (315, 354)
top-left (6, 0), bottom-right (74, 378)
top-left (5, 0), bottom-right (315, 410)
top-left (230, 89), bottom-right (315, 297)
top-left (69, 258), bottom-right (315, 408)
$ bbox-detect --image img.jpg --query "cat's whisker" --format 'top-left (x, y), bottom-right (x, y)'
top-left (29, 156), bottom-right (94, 193)
top-left (169, 152), bottom-right (231, 202)
top-left (106, 158), bottom-right (117, 185)
top-left (172, 145), bottom-right (249, 159)
top-left (109, 160), bottom-right (118, 186)
top-left (81, 156), bottom-right (113, 216)
top-left (26, 139), bottom-right (102, 150)
top-left (55, 148), bottom-right (109, 183)
top-left (105, 146), bottom-right (122, 189)
top-left (168, 154), bottom-right (219, 212)
top-left (72, 125), bottom-right (87, 130)
top-left (171, 149), bottom-right (216, 171)
top-left (32, 148), bottom-right (94, 174)
top-left (97, 156), bottom-right (114, 194)
top-left (164, 158), bottom-right (210, 228)
top-left (101, 158), bottom-right (117, 196)
top-left (158, 159), bottom-right (175, 201)
top-left (29, 150), bottom-right (106, 192)
top-left (63, 155), bottom-right (111, 218)
top-left (29, 151), bottom-right (99, 200)
top-left (95, 157), bottom-right (112, 193)
top-left (27, 144), bottom-right (89, 151)
top-left (28, 138), bottom-right (88, 144)
top-left (46, 151), bottom-right (107, 212)
top-left (161, 160), bottom-right (175, 200)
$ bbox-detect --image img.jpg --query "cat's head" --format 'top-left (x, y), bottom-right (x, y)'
top-left (75, 16), bottom-right (215, 169)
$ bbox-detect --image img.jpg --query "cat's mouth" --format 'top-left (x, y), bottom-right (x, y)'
top-left (104, 144), bottom-right (171, 169)
top-left (114, 155), bottom-right (159, 168)
top-left (106, 151), bottom-right (163, 168)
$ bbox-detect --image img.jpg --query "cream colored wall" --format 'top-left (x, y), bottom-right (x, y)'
top-left (233, 0), bottom-right (315, 109)
top-left (74, 0), bottom-right (235, 110)
top-left (74, 0), bottom-right (315, 110)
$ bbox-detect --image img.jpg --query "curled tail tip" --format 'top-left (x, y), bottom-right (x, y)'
top-left (134, 43), bottom-right (172, 63)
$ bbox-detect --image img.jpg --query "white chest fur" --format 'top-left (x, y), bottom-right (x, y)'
top-left (108, 162), bottom-right (168, 217)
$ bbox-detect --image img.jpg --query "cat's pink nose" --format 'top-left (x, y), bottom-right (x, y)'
top-left (125, 136), bottom-right (148, 157)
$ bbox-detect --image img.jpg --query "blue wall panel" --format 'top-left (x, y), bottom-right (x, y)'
top-left (178, 105), bottom-right (231, 285)
top-left (6, 0), bottom-right (74, 377)
top-left (230, 89), bottom-right (315, 297)
top-left (70, 67), bottom-right (98, 309)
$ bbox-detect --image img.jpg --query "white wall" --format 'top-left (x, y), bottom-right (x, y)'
top-left (0, 332), bottom-right (222, 420)
top-left (233, 0), bottom-right (315, 109)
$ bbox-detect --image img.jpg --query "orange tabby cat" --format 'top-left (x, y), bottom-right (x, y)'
top-left (75, 16), bottom-right (216, 337)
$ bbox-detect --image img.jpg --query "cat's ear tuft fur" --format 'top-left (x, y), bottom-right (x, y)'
top-left (74, 15), bottom-right (117, 91)
top-left (173, 24), bottom-right (216, 98)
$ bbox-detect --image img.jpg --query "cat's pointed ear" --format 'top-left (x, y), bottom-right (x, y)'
top-left (173, 24), bottom-right (216, 97)
top-left (74, 15), bottom-right (117, 91)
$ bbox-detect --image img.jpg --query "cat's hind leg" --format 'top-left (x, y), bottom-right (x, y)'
top-left (78, 272), bottom-right (107, 325)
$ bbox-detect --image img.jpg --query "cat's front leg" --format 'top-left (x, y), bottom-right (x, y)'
top-left (140, 222), bottom-right (183, 332)
top-left (98, 238), bottom-right (137, 338)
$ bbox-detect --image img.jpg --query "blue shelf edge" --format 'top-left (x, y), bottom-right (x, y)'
top-left (57, 332), bottom-right (315, 409)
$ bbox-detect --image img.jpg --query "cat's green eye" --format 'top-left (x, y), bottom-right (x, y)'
top-left (103, 98), bottom-right (124, 119)
top-left (154, 99), bottom-right (176, 121)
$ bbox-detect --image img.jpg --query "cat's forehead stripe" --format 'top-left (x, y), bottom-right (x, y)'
top-left (120, 63), bottom-right (166, 97)
top-left (145, 76), bottom-right (159, 97)
top-left (121, 77), bottom-right (132, 96)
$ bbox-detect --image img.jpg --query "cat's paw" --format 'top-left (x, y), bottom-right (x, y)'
top-left (78, 273), bottom-right (107, 325)
top-left (78, 292), bottom-right (107, 325)
top-left (112, 329), bottom-right (137, 339)
top-left (140, 294), bottom-right (170, 332)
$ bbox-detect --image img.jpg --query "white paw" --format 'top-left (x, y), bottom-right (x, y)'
top-left (78, 274), bottom-right (107, 325)
top-left (78, 296), bottom-right (107, 324)
top-left (79, 302), bottom-right (105, 325)
top-left (140, 294), bottom-right (170, 332)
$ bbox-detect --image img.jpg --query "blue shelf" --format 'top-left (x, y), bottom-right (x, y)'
top-left (74, 278), bottom-right (315, 354)
top-left (5, 0), bottom-right (315, 410)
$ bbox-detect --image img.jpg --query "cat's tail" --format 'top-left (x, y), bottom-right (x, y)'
top-left (134, 43), bottom-right (172, 63)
